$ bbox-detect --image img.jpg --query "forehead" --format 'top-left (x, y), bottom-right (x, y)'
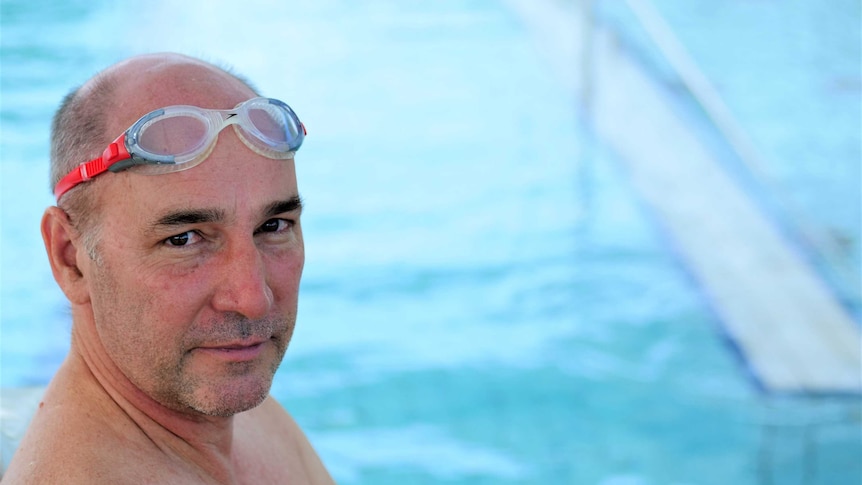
top-left (97, 142), bottom-right (299, 231)
top-left (89, 57), bottom-right (297, 223)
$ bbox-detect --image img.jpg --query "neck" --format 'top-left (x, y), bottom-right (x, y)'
top-left (68, 307), bottom-right (239, 482)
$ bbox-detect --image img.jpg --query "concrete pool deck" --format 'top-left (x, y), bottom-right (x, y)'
top-left (509, 0), bottom-right (861, 393)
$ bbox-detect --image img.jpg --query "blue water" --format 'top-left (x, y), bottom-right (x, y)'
top-left (599, 0), bottom-right (862, 306)
top-left (1, 1), bottom-right (860, 483)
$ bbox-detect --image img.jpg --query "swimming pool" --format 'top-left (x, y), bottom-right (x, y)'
top-left (1, 1), bottom-right (859, 483)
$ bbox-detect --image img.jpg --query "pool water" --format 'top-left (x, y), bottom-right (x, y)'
top-left (600, 0), bottom-right (861, 312)
top-left (1, 1), bottom-right (859, 483)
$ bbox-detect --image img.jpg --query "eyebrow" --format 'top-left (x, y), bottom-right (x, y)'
top-left (149, 195), bottom-right (303, 231)
top-left (153, 208), bottom-right (225, 228)
top-left (264, 195), bottom-right (304, 218)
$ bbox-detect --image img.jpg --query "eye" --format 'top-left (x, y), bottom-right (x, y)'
top-left (257, 218), bottom-right (292, 234)
top-left (164, 231), bottom-right (201, 247)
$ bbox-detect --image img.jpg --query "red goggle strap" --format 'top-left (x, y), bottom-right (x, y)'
top-left (54, 134), bottom-right (131, 200)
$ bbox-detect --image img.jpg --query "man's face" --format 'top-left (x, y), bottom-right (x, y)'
top-left (82, 98), bottom-right (305, 417)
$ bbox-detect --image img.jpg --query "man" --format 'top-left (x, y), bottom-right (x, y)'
top-left (3, 53), bottom-right (335, 484)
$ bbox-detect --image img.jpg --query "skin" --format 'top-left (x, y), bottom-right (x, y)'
top-left (3, 54), bottom-right (335, 484)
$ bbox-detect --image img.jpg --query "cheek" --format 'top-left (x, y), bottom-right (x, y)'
top-left (88, 259), bottom-right (213, 379)
top-left (91, 257), bottom-right (209, 342)
top-left (153, 263), bottom-right (208, 298)
top-left (88, 262), bottom-right (163, 371)
top-left (267, 246), bottom-right (305, 306)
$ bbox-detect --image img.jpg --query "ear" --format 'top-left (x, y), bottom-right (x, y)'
top-left (41, 206), bottom-right (91, 305)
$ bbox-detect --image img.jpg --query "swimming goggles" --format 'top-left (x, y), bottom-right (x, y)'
top-left (54, 97), bottom-right (306, 201)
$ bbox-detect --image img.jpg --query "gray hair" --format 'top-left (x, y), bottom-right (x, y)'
top-left (50, 73), bottom-right (117, 261)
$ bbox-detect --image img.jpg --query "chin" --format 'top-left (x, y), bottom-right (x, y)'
top-left (187, 375), bottom-right (274, 417)
top-left (177, 340), bottom-right (286, 416)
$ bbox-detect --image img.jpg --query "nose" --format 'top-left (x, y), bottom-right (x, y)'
top-left (211, 238), bottom-right (273, 320)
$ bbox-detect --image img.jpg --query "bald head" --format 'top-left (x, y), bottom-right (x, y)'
top-left (51, 53), bottom-right (259, 194)
top-left (98, 53), bottom-right (259, 140)
top-left (50, 53), bottom-right (260, 249)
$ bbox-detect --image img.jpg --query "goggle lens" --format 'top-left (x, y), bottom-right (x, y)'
top-left (138, 114), bottom-right (209, 157)
top-left (248, 104), bottom-right (295, 145)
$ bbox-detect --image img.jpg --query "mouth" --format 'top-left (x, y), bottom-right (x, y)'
top-left (194, 339), bottom-right (268, 362)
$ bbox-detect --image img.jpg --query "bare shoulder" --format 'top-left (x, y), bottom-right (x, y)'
top-left (2, 377), bottom-right (169, 484)
top-left (235, 396), bottom-right (335, 484)
top-left (3, 390), bottom-right (132, 484)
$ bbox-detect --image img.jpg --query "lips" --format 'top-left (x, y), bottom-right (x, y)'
top-left (194, 339), bottom-right (268, 362)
